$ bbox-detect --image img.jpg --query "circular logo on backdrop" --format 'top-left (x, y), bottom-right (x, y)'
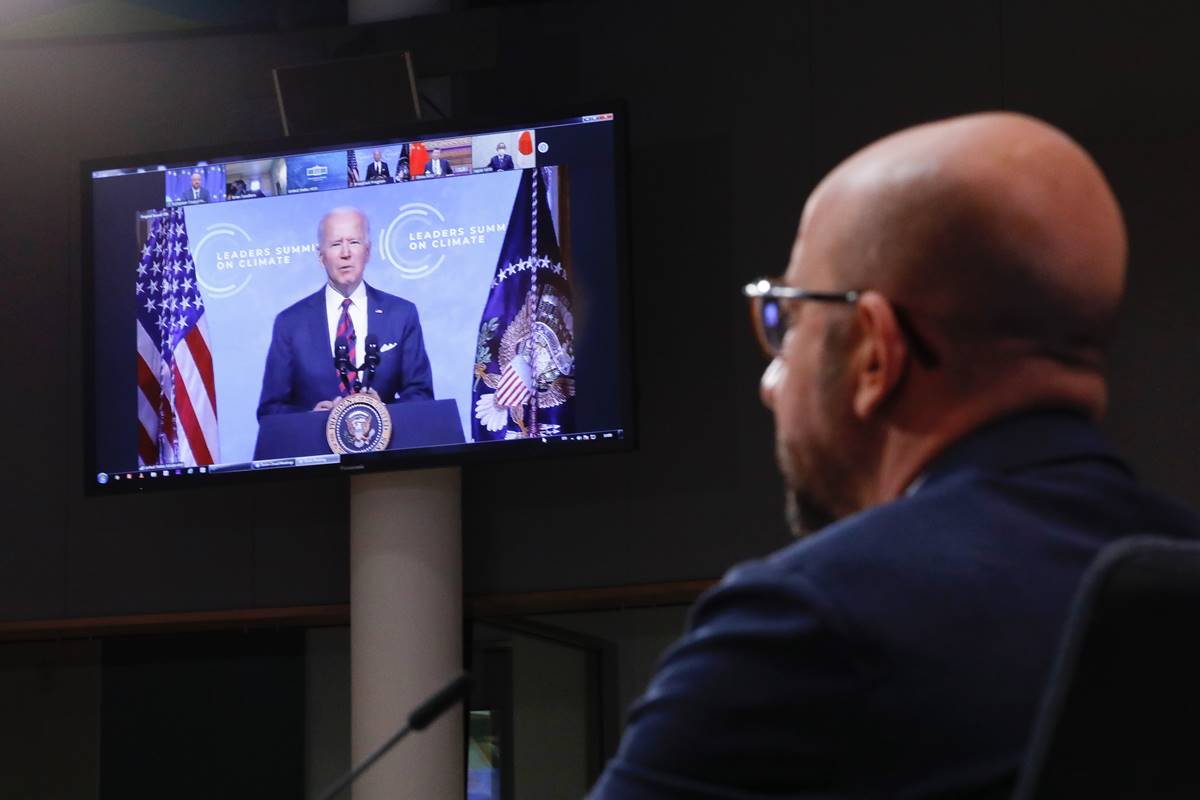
top-left (192, 223), bottom-right (255, 299)
top-left (326, 393), bottom-right (393, 454)
top-left (380, 202), bottom-right (449, 280)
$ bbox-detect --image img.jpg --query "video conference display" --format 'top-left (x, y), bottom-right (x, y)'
top-left (86, 112), bottom-right (628, 490)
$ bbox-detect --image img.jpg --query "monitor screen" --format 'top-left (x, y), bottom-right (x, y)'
top-left (84, 109), bottom-right (631, 492)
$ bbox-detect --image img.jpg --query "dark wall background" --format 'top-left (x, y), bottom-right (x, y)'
top-left (1, 0), bottom-right (1197, 621)
top-left (99, 630), bottom-right (305, 798)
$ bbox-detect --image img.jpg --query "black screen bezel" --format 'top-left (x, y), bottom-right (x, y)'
top-left (81, 103), bottom-right (635, 495)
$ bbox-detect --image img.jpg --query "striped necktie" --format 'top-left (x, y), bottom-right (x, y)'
top-left (336, 298), bottom-right (357, 394)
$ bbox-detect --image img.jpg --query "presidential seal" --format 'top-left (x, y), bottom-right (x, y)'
top-left (326, 393), bottom-right (393, 454)
top-left (473, 284), bottom-right (576, 438)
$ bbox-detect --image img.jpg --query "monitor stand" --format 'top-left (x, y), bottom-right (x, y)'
top-left (272, 32), bottom-right (462, 796)
top-left (273, 8), bottom-right (465, 789)
top-left (349, 467), bottom-right (462, 798)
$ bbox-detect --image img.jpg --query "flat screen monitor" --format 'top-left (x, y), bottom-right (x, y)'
top-left (83, 107), bottom-right (631, 493)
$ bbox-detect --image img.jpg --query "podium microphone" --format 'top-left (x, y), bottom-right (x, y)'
top-left (362, 333), bottom-right (381, 392)
top-left (316, 672), bottom-right (472, 800)
top-left (334, 335), bottom-right (351, 392)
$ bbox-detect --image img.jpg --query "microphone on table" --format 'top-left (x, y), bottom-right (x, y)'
top-left (316, 672), bottom-right (473, 800)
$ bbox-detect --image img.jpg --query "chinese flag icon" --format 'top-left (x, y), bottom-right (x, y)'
top-left (518, 130), bottom-right (534, 156)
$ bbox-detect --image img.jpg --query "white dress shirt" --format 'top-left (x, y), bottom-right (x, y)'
top-left (325, 282), bottom-right (368, 366)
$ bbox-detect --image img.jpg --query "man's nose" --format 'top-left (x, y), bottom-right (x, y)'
top-left (760, 358), bottom-right (784, 410)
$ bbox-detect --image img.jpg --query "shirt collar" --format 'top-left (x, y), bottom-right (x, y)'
top-left (325, 281), bottom-right (368, 312)
top-left (903, 473), bottom-right (928, 498)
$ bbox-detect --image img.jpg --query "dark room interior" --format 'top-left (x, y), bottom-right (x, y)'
top-left (2, 1), bottom-right (1198, 797)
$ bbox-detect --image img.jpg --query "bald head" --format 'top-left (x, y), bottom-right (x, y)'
top-left (800, 112), bottom-right (1126, 370)
top-left (765, 113), bottom-right (1127, 523)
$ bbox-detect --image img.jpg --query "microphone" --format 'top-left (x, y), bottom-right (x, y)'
top-left (362, 334), bottom-right (380, 393)
top-left (334, 336), bottom-right (351, 394)
top-left (316, 673), bottom-right (472, 800)
top-left (409, 672), bottom-right (471, 730)
top-left (334, 336), bottom-right (349, 370)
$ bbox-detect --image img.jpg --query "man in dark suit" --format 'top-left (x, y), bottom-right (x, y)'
top-left (488, 142), bottom-right (514, 171)
top-left (364, 149), bottom-right (390, 182)
top-left (181, 172), bottom-right (210, 203)
top-left (424, 148), bottom-right (454, 177)
top-left (588, 113), bottom-right (1200, 798)
top-left (257, 206), bottom-right (433, 418)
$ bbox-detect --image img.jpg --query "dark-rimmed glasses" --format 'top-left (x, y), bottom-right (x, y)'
top-left (742, 278), bottom-right (940, 367)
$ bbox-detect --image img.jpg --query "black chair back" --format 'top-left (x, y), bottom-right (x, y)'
top-left (1014, 537), bottom-right (1200, 799)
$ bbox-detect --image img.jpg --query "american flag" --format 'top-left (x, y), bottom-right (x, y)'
top-left (135, 207), bottom-right (220, 467)
top-left (347, 149), bottom-right (360, 187)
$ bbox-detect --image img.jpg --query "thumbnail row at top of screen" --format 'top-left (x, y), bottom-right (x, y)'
top-left (103, 128), bottom-right (547, 206)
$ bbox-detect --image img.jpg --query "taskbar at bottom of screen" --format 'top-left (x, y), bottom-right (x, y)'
top-left (93, 428), bottom-right (626, 487)
top-left (94, 454), bottom-right (339, 486)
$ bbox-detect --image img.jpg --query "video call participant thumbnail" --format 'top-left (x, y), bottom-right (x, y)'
top-left (365, 149), bottom-right (390, 183)
top-left (489, 142), bottom-right (514, 171)
top-left (256, 206), bottom-right (433, 418)
top-left (424, 148), bottom-right (454, 177)
top-left (179, 172), bottom-right (210, 204)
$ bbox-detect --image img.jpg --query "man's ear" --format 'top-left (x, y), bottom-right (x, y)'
top-left (850, 291), bottom-right (909, 419)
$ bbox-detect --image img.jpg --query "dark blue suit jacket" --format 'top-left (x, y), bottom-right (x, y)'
top-left (365, 160), bottom-right (390, 181)
top-left (590, 411), bottom-right (1200, 799)
top-left (178, 186), bottom-right (210, 204)
top-left (256, 283), bottom-right (433, 418)
top-left (488, 154), bottom-right (515, 171)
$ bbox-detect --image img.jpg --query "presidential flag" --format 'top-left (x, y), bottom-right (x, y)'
top-left (472, 167), bottom-right (575, 441)
top-left (396, 142), bottom-right (411, 181)
top-left (135, 207), bottom-right (220, 467)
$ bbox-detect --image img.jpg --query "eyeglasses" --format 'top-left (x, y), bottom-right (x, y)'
top-left (742, 278), bottom-right (859, 356)
top-left (742, 278), bottom-right (940, 367)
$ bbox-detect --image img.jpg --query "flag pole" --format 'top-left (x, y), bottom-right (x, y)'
top-left (523, 168), bottom-right (540, 438)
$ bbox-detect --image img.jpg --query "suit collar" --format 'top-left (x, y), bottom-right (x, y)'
top-left (363, 282), bottom-right (384, 314)
top-left (310, 282), bottom-right (384, 317)
top-left (916, 409), bottom-right (1129, 492)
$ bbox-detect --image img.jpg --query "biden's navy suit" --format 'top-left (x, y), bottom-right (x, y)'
top-left (257, 283), bottom-right (433, 418)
